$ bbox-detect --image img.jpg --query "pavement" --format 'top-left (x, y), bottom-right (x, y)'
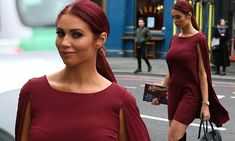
top-left (107, 57), bottom-right (235, 82)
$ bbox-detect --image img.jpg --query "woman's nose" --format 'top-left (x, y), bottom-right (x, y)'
top-left (61, 36), bottom-right (72, 48)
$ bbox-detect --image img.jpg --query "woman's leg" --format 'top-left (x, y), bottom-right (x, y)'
top-left (168, 120), bottom-right (188, 141)
top-left (215, 65), bottom-right (220, 74)
top-left (221, 66), bottom-right (226, 75)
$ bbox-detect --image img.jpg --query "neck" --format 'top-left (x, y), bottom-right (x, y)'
top-left (64, 65), bottom-right (100, 83)
top-left (47, 60), bottom-right (111, 93)
top-left (180, 23), bottom-right (198, 37)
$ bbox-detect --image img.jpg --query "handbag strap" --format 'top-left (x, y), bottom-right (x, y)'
top-left (198, 119), bottom-right (215, 139)
top-left (198, 119), bottom-right (205, 139)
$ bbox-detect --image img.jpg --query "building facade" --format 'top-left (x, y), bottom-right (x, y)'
top-left (103, 0), bottom-right (235, 59)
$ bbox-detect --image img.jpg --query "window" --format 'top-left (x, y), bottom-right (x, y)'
top-left (147, 17), bottom-right (155, 28)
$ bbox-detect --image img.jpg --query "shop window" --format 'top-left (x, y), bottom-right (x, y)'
top-left (137, 0), bottom-right (163, 30)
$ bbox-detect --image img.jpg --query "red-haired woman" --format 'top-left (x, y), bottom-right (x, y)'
top-left (152, 1), bottom-right (229, 141)
top-left (15, 1), bottom-right (150, 141)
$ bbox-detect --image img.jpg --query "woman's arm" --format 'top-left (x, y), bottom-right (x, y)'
top-left (20, 102), bottom-right (31, 141)
top-left (119, 109), bottom-right (128, 141)
top-left (161, 74), bottom-right (171, 87)
top-left (152, 74), bottom-right (171, 105)
top-left (197, 44), bottom-right (210, 120)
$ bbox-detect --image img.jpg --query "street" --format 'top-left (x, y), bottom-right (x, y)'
top-left (0, 52), bottom-right (234, 141)
top-left (117, 74), bottom-right (235, 141)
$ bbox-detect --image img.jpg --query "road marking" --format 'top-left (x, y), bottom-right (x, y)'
top-left (141, 114), bottom-right (226, 131)
top-left (141, 114), bottom-right (169, 122)
top-left (231, 96), bottom-right (235, 99)
top-left (217, 95), bottom-right (224, 99)
top-left (232, 92), bottom-right (235, 95)
top-left (124, 86), bottom-right (136, 89)
top-left (140, 84), bottom-right (145, 87)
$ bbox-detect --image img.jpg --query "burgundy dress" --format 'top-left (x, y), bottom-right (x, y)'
top-left (15, 76), bottom-right (150, 141)
top-left (166, 32), bottom-right (229, 126)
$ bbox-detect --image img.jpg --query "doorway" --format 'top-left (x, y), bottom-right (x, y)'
top-left (136, 0), bottom-right (164, 30)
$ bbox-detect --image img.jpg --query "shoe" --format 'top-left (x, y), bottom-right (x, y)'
top-left (134, 69), bottom-right (141, 74)
top-left (220, 72), bottom-right (226, 76)
top-left (148, 66), bottom-right (152, 72)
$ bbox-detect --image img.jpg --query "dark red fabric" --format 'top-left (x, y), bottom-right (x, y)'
top-left (15, 76), bottom-right (150, 141)
top-left (166, 32), bottom-right (229, 127)
top-left (197, 33), bottom-right (229, 127)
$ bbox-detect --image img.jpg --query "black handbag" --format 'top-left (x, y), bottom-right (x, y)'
top-left (197, 119), bottom-right (222, 141)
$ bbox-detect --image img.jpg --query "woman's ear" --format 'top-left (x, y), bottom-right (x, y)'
top-left (96, 32), bottom-right (107, 49)
top-left (188, 12), bottom-right (192, 19)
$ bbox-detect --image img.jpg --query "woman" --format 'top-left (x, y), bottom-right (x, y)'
top-left (212, 19), bottom-right (230, 75)
top-left (15, 0), bottom-right (151, 141)
top-left (152, 1), bottom-right (229, 141)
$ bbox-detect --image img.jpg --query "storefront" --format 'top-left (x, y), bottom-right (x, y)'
top-left (104, 0), bottom-right (173, 58)
top-left (96, 0), bottom-right (234, 59)
top-left (103, 0), bottom-right (213, 58)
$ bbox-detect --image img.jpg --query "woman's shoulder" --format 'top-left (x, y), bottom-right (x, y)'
top-left (21, 76), bottom-right (46, 90)
top-left (27, 75), bottom-right (46, 85)
top-left (196, 32), bottom-right (207, 41)
top-left (111, 83), bottom-right (135, 102)
top-left (19, 75), bottom-right (46, 96)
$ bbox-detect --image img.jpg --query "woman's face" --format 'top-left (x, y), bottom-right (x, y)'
top-left (171, 9), bottom-right (191, 29)
top-left (220, 19), bottom-right (225, 26)
top-left (56, 13), bottom-right (100, 67)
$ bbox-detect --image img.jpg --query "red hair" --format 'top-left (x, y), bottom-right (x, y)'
top-left (56, 0), bottom-right (116, 82)
top-left (172, 0), bottom-right (199, 31)
top-left (56, 0), bottom-right (110, 37)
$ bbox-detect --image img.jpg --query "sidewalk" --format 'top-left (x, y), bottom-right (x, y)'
top-left (107, 57), bottom-right (235, 82)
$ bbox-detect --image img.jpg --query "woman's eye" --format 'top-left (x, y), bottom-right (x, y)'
top-left (72, 32), bottom-right (83, 38)
top-left (56, 31), bottom-right (65, 37)
top-left (175, 16), bottom-right (181, 19)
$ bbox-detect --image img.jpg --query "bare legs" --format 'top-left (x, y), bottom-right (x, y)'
top-left (168, 120), bottom-right (188, 141)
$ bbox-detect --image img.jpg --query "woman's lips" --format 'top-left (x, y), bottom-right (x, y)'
top-left (61, 51), bottom-right (76, 57)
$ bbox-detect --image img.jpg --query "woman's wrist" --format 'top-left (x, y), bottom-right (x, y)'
top-left (202, 101), bottom-right (209, 106)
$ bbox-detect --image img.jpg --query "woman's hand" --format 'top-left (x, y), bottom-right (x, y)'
top-left (151, 98), bottom-right (160, 106)
top-left (200, 105), bottom-right (210, 120)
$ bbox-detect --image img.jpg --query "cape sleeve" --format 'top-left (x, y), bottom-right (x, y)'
top-left (198, 33), bottom-right (230, 127)
top-left (15, 81), bottom-right (31, 141)
top-left (121, 89), bottom-right (151, 141)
